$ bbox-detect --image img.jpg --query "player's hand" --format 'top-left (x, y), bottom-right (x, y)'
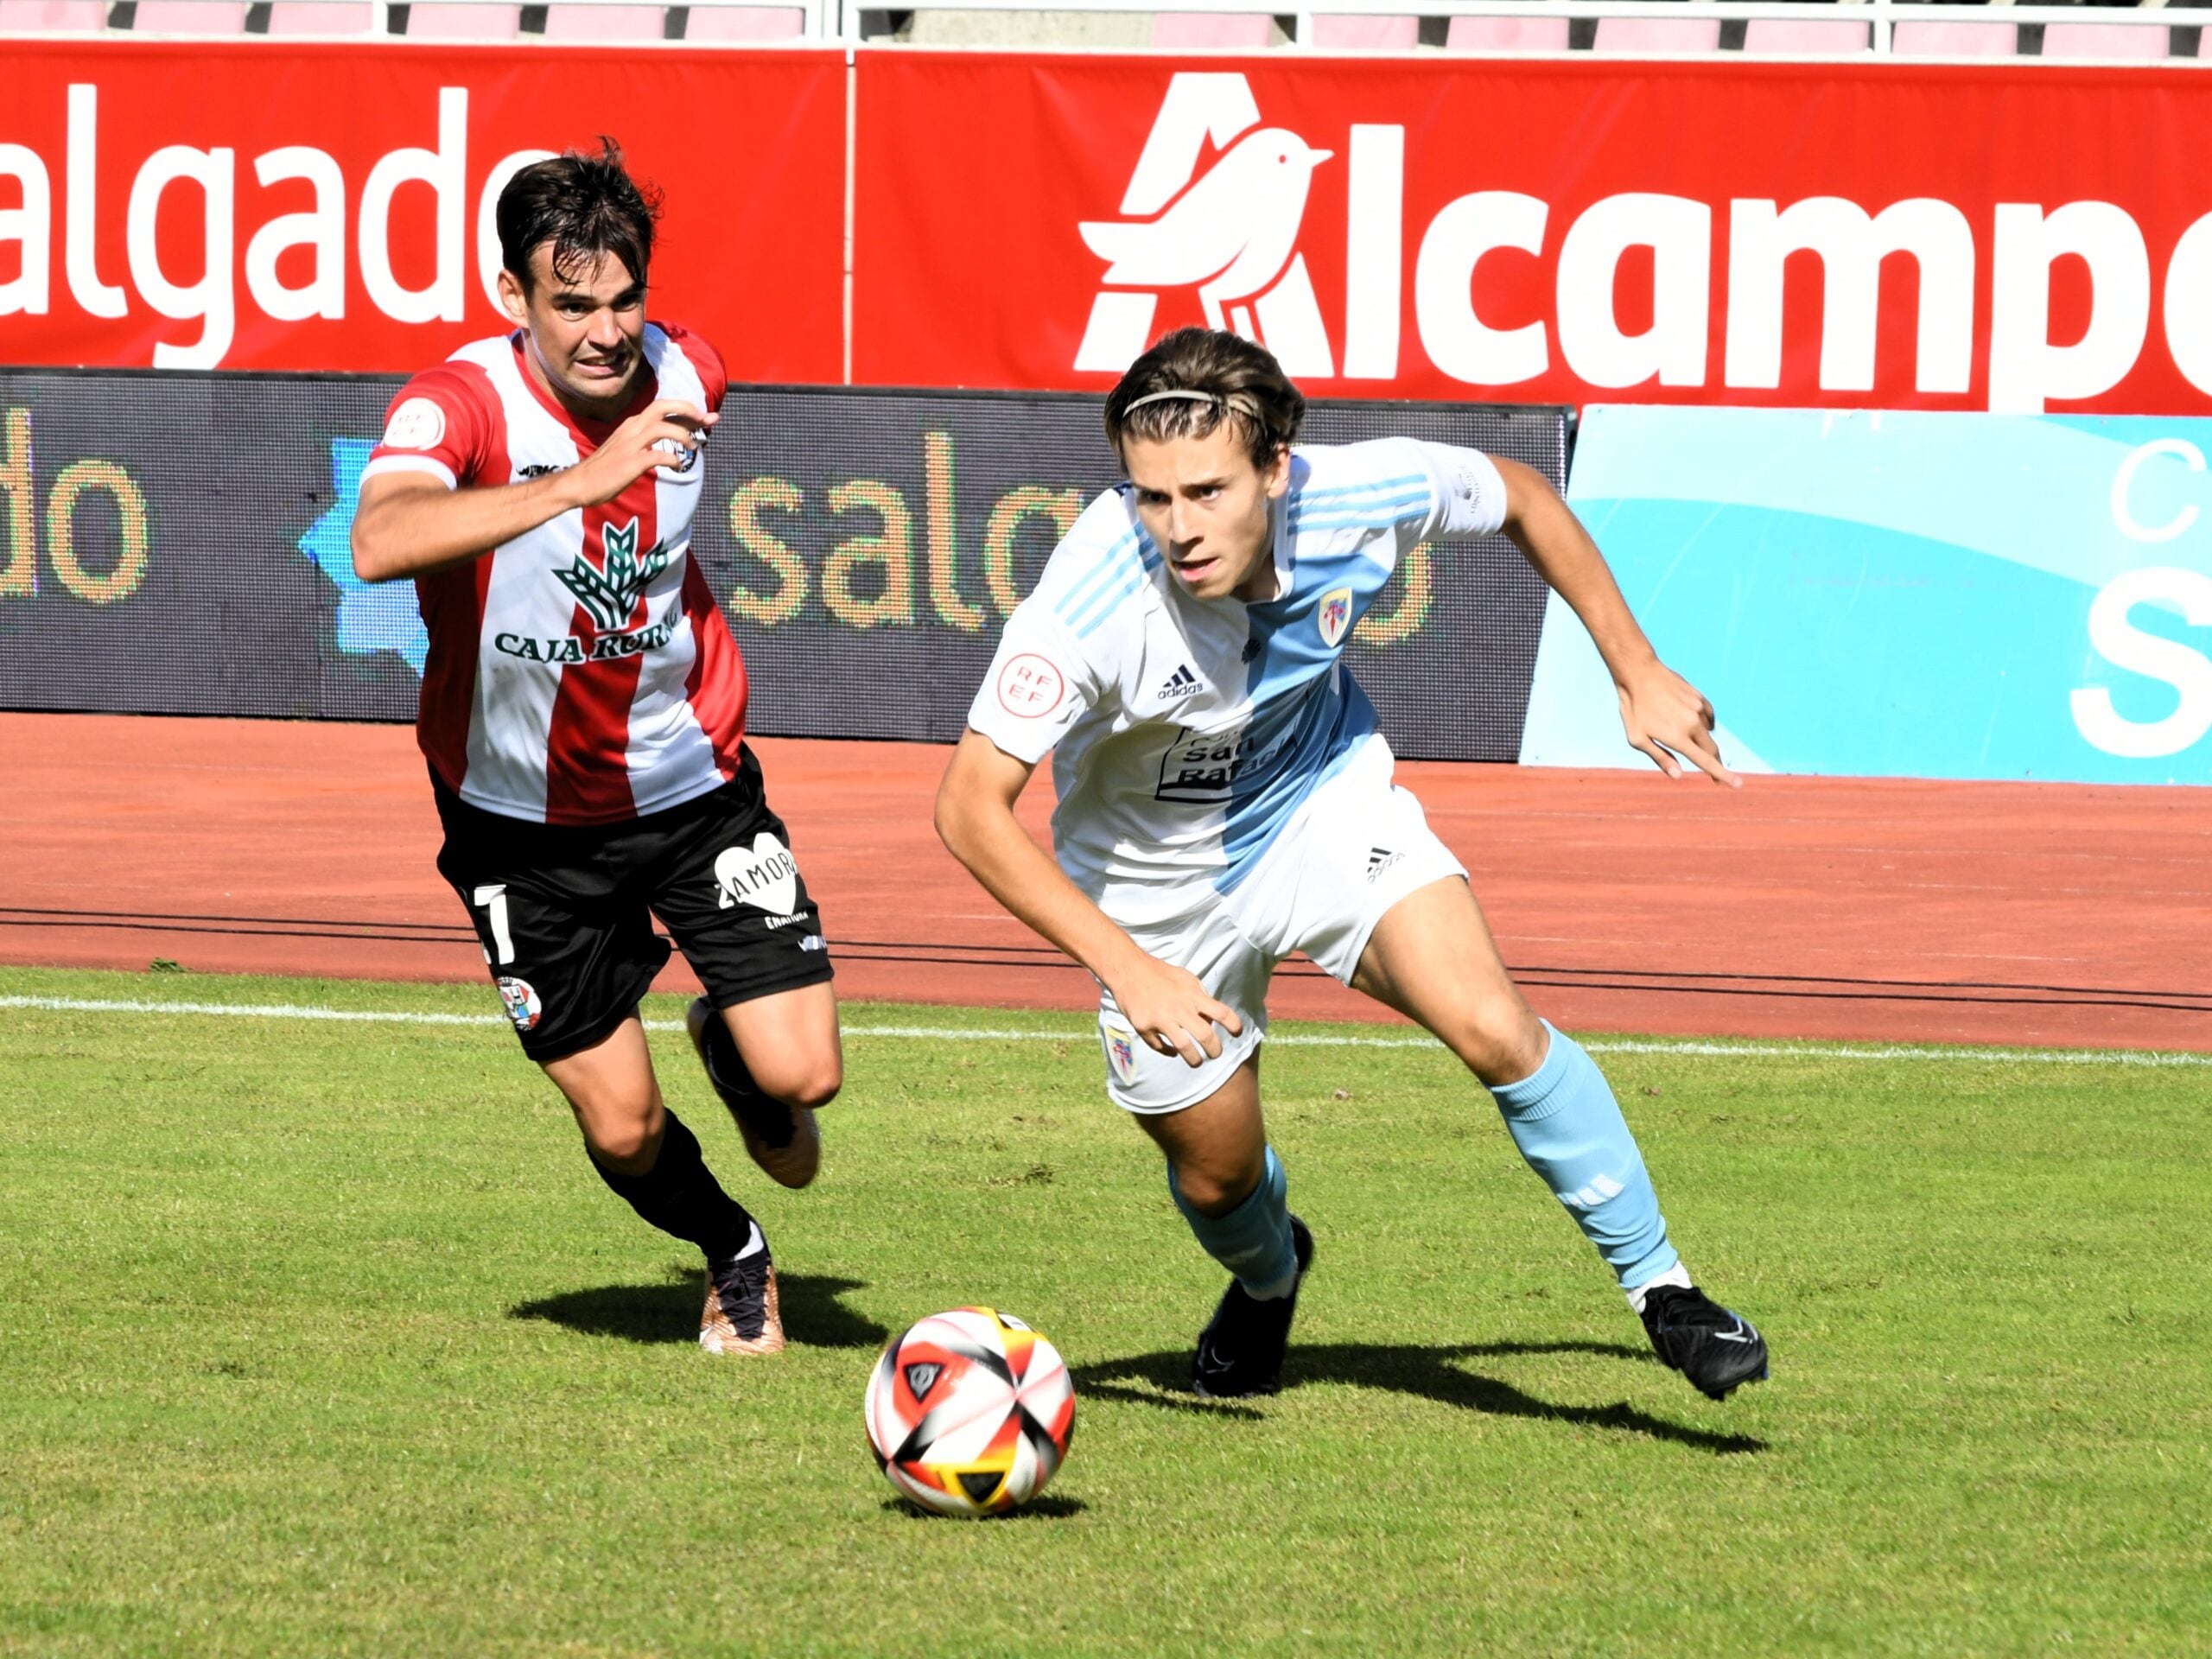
top-left (1617, 662), bottom-right (1741, 788)
top-left (1106, 952), bottom-right (1243, 1069)
top-left (564, 398), bottom-right (718, 506)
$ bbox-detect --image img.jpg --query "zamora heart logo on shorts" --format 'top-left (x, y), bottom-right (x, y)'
top-left (713, 833), bottom-right (800, 916)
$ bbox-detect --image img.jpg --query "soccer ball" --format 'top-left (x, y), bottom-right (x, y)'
top-left (864, 1307), bottom-right (1076, 1517)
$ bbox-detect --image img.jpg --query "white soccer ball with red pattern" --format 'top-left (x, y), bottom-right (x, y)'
top-left (864, 1307), bottom-right (1076, 1516)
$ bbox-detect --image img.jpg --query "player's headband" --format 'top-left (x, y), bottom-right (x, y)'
top-left (1121, 389), bottom-right (1265, 423)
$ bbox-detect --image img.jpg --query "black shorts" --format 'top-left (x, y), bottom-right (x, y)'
top-left (433, 747), bottom-right (835, 1064)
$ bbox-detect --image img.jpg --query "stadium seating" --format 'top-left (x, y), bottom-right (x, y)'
top-left (402, 0), bottom-right (521, 32)
top-left (130, 0), bottom-right (248, 27)
top-left (1890, 18), bottom-right (2018, 55)
top-left (2041, 20), bottom-right (2170, 58)
top-left (1310, 11), bottom-right (1419, 47)
top-left (0, 0), bottom-right (2183, 58)
top-left (1743, 16), bottom-right (1872, 54)
top-left (683, 1), bottom-right (803, 35)
top-left (1149, 10), bottom-right (1274, 46)
top-left (0, 0), bottom-right (108, 24)
top-left (1592, 12), bottom-right (1722, 51)
top-left (541, 0), bottom-right (659, 35)
top-left (1444, 13), bottom-right (1573, 50)
top-left (265, 0), bottom-right (374, 29)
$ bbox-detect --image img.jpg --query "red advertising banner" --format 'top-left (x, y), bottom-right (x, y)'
top-left (0, 42), bottom-right (846, 380)
top-left (854, 54), bottom-right (2212, 415)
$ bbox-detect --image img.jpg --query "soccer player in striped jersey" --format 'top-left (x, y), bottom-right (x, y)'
top-left (352, 143), bottom-right (837, 1357)
top-left (938, 327), bottom-right (1769, 1402)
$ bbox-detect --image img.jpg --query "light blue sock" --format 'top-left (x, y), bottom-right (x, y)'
top-left (1490, 1022), bottom-right (1680, 1290)
top-left (1168, 1146), bottom-right (1298, 1300)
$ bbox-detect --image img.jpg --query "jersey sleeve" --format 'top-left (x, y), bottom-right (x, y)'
top-left (1408, 441), bottom-right (1510, 542)
top-left (964, 598), bottom-right (1102, 766)
top-left (361, 365), bottom-right (499, 492)
top-left (660, 322), bottom-right (729, 412)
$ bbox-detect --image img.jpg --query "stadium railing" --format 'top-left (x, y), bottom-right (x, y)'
top-left (0, 0), bottom-right (2197, 60)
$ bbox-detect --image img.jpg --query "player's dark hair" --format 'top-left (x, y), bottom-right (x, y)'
top-left (1103, 327), bottom-right (1306, 471)
top-left (498, 139), bottom-right (663, 296)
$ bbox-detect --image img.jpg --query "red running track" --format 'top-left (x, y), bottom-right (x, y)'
top-left (3, 713), bottom-right (2206, 1052)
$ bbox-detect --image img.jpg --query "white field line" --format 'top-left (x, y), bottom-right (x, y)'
top-left (2, 993), bottom-right (2207, 1069)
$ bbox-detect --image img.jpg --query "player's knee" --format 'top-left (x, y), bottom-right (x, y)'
top-left (753, 1056), bottom-right (842, 1112)
top-left (584, 1117), bottom-right (659, 1174)
top-left (1444, 1002), bottom-right (1548, 1089)
top-left (574, 1090), bottom-right (665, 1173)
top-left (784, 1064), bottom-right (842, 1112)
top-left (1171, 1157), bottom-right (1262, 1218)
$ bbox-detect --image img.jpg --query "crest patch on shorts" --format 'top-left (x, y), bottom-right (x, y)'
top-left (1103, 1023), bottom-right (1138, 1084)
top-left (497, 976), bottom-right (543, 1032)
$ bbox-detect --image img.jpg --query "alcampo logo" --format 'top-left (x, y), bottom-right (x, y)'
top-left (556, 518), bottom-right (668, 632)
top-left (1076, 73), bottom-right (1337, 377)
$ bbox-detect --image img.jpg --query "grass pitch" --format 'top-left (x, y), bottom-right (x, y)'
top-left (1, 965), bottom-right (2207, 1657)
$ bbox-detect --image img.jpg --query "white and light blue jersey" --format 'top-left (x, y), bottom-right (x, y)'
top-left (966, 437), bottom-right (1509, 925)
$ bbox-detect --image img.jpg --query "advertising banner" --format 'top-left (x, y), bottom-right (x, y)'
top-left (1521, 404), bottom-right (2212, 785)
top-left (0, 369), bottom-right (1567, 760)
top-left (855, 54), bottom-right (2212, 417)
top-left (0, 43), bottom-right (846, 380)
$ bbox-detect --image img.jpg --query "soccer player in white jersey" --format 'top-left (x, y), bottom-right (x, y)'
top-left (938, 327), bottom-right (1768, 1402)
top-left (351, 143), bottom-right (839, 1357)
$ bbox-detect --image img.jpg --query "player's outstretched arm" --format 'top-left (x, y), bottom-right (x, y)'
top-left (351, 397), bottom-right (717, 583)
top-left (1493, 455), bottom-right (1740, 789)
top-left (934, 730), bottom-right (1243, 1067)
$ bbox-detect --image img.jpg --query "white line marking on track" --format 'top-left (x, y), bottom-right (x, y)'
top-left (2, 994), bottom-right (2206, 1068)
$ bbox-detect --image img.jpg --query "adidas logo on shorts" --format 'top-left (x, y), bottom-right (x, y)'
top-left (1366, 846), bottom-right (1402, 882)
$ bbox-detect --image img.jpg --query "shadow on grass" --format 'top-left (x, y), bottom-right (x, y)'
top-left (509, 1273), bottom-right (888, 1350)
top-left (880, 1492), bottom-right (1088, 1522)
top-left (1074, 1338), bottom-right (1765, 1456)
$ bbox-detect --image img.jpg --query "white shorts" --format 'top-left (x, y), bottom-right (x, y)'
top-left (1095, 744), bottom-right (1465, 1114)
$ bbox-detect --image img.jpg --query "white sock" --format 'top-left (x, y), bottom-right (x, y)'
top-left (1624, 1261), bottom-right (1693, 1316)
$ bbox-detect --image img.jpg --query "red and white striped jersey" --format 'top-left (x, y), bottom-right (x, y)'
top-left (363, 324), bottom-right (747, 826)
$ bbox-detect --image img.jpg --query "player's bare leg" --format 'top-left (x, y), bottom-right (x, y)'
top-left (1130, 1054), bottom-right (1267, 1214)
top-left (1134, 1058), bottom-right (1315, 1397)
top-left (1349, 875), bottom-right (1545, 1087)
top-left (546, 1014), bottom-right (784, 1355)
top-left (543, 1014), bottom-right (668, 1171)
top-left (685, 981), bottom-right (841, 1189)
top-left (1352, 877), bottom-right (1766, 1400)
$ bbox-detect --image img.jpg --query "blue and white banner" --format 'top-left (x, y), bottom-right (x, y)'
top-left (1522, 406), bottom-right (2212, 785)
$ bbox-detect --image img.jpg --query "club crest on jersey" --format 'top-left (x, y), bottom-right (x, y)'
top-left (653, 434), bottom-right (702, 477)
top-left (715, 833), bottom-right (801, 917)
top-left (557, 518), bottom-right (669, 632)
top-left (1318, 586), bottom-right (1354, 648)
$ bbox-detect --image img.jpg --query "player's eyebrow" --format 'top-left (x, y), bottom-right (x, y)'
top-left (550, 285), bottom-right (645, 308)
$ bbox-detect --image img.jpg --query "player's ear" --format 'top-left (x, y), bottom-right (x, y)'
top-left (1261, 442), bottom-right (1293, 499)
top-left (495, 266), bottom-right (530, 327)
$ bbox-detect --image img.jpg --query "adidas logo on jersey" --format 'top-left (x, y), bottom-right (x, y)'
top-left (1155, 664), bottom-right (1203, 702)
top-left (1365, 846), bottom-right (1402, 882)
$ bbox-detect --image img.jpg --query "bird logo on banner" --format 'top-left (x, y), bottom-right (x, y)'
top-left (1074, 73), bottom-right (1337, 377)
